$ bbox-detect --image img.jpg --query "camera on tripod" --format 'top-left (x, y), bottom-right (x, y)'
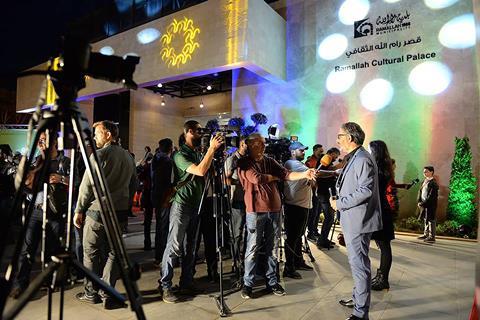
top-left (50, 35), bottom-right (140, 92)
top-left (198, 127), bottom-right (240, 158)
top-left (264, 137), bottom-right (291, 164)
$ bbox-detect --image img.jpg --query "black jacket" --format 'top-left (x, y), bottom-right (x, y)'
top-left (151, 152), bottom-right (173, 208)
top-left (417, 179), bottom-right (439, 221)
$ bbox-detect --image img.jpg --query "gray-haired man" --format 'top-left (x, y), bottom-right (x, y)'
top-left (330, 122), bottom-right (382, 320)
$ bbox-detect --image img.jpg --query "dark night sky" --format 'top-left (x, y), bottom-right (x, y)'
top-left (0, 0), bottom-right (108, 89)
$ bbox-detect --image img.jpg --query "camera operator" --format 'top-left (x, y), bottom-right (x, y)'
top-left (283, 141), bottom-right (315, 279)
top-left (237, 133), bottom-right (316, 299)
top-left (224, 137), bottom-right (247, 264)
top-left (10, 131), bottom-right (70, 299)
top-left (74, 120), bottom-right (137, 309)
top-left (159, 120), bottom-right (223, 304)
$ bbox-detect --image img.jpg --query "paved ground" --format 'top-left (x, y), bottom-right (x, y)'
top-left (5, 215), bottom-right (476, 320)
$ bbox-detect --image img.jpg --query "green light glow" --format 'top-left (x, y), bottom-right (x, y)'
top-left (447, 137), bottom-right (477, 226)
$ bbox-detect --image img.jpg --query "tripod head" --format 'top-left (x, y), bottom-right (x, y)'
top-left (52, 35), bottom-right (139, 96)
top-left (18, 35), bottom-right (140, 152)
top-left (19, 35), bottom-right (140, 109)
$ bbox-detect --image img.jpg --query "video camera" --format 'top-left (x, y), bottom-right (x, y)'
top-left (198, 127), bottom-right (240, 153)
top-left (44, 35), bottom-right (140, 96)
top-left (264, 137), bottom-right (291, 164)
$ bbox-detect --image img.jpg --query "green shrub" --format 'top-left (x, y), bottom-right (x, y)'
top-left (436, 220), bottom-right (459, 237)
top-left (404, 216), bottom-right (423, 232)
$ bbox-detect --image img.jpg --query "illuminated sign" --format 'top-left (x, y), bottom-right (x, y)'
top-left (161, 17), bottom-right (200, 67)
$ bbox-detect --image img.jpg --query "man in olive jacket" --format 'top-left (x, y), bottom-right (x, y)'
top-left (74, 120), bottom-right (136, 309)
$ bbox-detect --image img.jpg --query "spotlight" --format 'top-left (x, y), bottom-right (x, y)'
top-left (161, 99), bottom-right (166, 106)
top-left (157, 83), bottom-right (163, 88)
top-left (200, 100), bottom-right (204, 108)
top-left (206, 85), bottom-right (212, 91)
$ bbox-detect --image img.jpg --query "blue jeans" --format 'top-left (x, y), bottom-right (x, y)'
top-left (161, 202), bottom-right (200, 290)
top-left (243, 212), bottom-right (280, 288)
top-left (15, 209), bottom-right (63, 289)
top-left (154, 207), bottom-right (170, 262)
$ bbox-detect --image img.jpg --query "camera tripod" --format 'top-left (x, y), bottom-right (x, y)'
top-left (195, 156), bottom-right (243, 317)
top-left (0, 38), bottom-right (145, 320)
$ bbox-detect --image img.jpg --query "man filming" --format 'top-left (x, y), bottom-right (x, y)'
top-left (237, 133), bottom-right (316, 299)
top-left (159, 120), bottom-right (223, 303)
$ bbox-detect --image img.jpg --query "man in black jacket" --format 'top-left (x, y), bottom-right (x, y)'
top-left (417, 166), bottom-right (439, 243)
top-left (151, 138), bottom-right (174, 265)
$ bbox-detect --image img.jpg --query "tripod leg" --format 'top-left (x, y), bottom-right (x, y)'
top-left (3, 262), bottom-right (58, 320)
top-left (59, 280), bottom-right (65, 320)
top-left (0, 127), bottom-right (56, 314)
top-left (47, 286), bottom-right (53, 320)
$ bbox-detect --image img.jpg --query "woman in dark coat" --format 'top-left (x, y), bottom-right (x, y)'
top-left (369, 140), bottom-right (394, 291)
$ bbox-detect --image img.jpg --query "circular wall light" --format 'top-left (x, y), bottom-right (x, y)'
top-left (360, 78), bottom-right (394, 111)
top-left (318, 33), bottom-right (348, 60)
top-left (408, 61), bottom-right (452, 95)
top-left (339, 0), bottom-right (370, 25)
top-left (438, 14), bottom-right (476, 49)
top-left (326, 69), bottom-right (356, 94)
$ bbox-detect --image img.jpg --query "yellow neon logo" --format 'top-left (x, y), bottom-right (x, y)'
top-left (161, 17), bottom-right (200, 67)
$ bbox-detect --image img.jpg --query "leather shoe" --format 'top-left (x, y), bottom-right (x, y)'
top-left (346, 314), bottom-right (368, 320)
top-left (316, 242), bottom-right (334, 249)
top-left (103, 297), bottom-right (127, 310)
top-left (295, 262), bottom-right (313, 270)
top-left (283, 270), bottom-right (302, 279)
top-left (339, 298), bottom-right (354, 308)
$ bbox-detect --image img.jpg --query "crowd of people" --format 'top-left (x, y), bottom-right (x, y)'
top-left (0, 120), bottom-right (439, 320)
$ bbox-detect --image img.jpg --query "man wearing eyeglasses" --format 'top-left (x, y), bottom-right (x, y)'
top-left (330, 122), bottom-right (382, 320)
